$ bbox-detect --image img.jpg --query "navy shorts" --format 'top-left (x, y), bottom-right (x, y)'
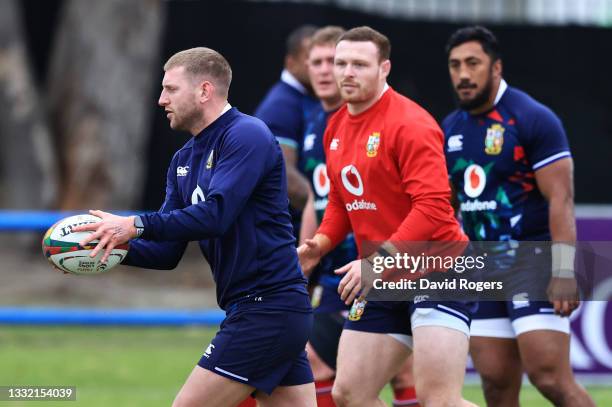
top-left (472, 245), bottom-right (570, 337)
top-left (198, 290), bottom-right (314, 394)
top-left (344, 299), bottom-right (475, 347)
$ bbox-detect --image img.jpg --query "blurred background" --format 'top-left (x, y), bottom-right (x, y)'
top-left (0, 0), bottom-right (611, 405)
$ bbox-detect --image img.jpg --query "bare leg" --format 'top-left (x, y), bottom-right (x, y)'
top-left (173, 365), bottom-right (255, 407)
top-left (412, 326), bottom-right (476, 407)
top-left (256, 383), bottom-right (317, 407)
top-left (332, 330), bottom-right (411, 407)
top-left (470, 336), bottom-right (522, 407)
top-left (518, 330), bottom-right (595, 407)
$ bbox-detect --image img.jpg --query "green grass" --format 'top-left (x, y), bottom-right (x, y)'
top-left (0, 326), bottom-right (609, 406)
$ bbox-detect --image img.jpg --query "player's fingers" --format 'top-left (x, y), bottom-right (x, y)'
top-left (305, 239), bottom-right (317, 249)
top-left (339, 273), bottom-right (356, 301)
top-left (73, 222), bottom-right (100, 233)
top-left (345, 281), bottom-right (362, 305)
top-left (552, 299), bottom-right (562, 315)
top-left (338, 273), bottom-right (350, 296)
top-left (79, 228), bottom-right (103, 247)
top-left (90, 209), bottom-right (109, 218)
top-left (334, 263), bottom-right (352, 275)
top-left (100, 241), bottom-right (117, 264)
top-left (560, 300), bottom-right (571, 317)
top-left (89, 232), bottom-right (111, 258)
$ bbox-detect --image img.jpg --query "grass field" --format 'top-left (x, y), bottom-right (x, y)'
top-left (0, 326), bottom-right (610, 406)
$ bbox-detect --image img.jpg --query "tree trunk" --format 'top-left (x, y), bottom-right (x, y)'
top-left (0, 0), bottom-right (57, 209)
top-left (47, 0), bottom-right (165, 210)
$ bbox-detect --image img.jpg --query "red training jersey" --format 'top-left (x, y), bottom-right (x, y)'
top-left (317, 87), bottom-right (466, 257)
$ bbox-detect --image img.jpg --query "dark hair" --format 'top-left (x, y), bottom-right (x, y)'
top-left (286, 25), bottom-right (318, 57)
top-left (337, 26), bottom-right (391, 62)
top-left (445, 26), bottom-right (501, 61)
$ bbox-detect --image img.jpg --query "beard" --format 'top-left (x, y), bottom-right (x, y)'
top-left (454, 72), bottom-right (494, 111)
top-left (171, 106), bottom-right (203, 133)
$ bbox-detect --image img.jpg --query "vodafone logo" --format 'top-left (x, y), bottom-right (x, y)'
top-left (312, 163), bottom-right (330, 197)
top-left (463, 164), bottom-right (486, 198)
top-left (341, 165), bottom-right (364, 196)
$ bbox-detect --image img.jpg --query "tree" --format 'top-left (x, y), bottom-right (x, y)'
top-left (47, 0), bottom-right (165, 209)
top-left (0, 0), bottom-right (57, 209)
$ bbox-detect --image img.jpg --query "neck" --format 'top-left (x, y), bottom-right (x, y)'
top-left (468, 77), bottom-right (502, 115)
top-left (321, 97), bottom-right (342, 112)
top-left (190, 99), bottom-right (228, 136)
top-left (347, 81), bottom-right (387, 115)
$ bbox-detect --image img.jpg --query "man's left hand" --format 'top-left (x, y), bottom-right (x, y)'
top-left (72, 210), bottom-right (137, 263)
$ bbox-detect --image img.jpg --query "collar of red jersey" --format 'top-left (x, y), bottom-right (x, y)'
top-left (494, 79), bottom-right (508, 106)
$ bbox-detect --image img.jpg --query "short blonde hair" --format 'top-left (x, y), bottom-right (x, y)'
top-left (164, 47), bottom-right (232, 97)
top-left (310, 26), bottom-right (346, 49)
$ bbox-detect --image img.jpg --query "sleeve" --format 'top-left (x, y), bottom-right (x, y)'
top-left (522, 105), bottom-right (571, 171)
top-left (254, 88), bottom-right (303, 150)
top-left (140, 121), bottom-right (274, 241)
top-left (388, 121), bottom-right (456, 242)
top-left (122, 152), bottom-right (188, 269)
top-left (316, 124), bottom-right (351, 249)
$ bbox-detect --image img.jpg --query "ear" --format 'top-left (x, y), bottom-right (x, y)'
top-left (199, 81), bottom-right (214, 103)
top-left (380, 59), bottom-right (391, 78)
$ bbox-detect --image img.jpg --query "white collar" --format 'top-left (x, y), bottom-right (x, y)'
top-left (494, 79), bottom-right (508, 106)
top-left (221, 103), bottom-right (232, 114)
top-left (281, 69), bottom-right (307, 95)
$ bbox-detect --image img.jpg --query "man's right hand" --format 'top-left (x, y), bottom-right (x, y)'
top-left (297, 239), bottom-right (323, 275)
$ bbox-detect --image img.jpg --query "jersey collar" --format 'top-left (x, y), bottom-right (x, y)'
top-left (281, 69), bottom-right (307, 95)
top-left (494, 79), bottom-right (508, 106)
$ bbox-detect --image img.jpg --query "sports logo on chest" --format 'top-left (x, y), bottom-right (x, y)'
top-left (485, 124), bottom-right (504, 155)
top-left (366, 132), bottom-right (381, 158)
top-left (206, 150), bottom-right (214, 169)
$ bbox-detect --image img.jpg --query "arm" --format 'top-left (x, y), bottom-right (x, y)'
top-left (140, 122), bottom-right (274, 241)
top-left (118, 153), bottom-right (188, 269)
top-left (536, 158), bottom-right (579, 316)
top-left (388, 123), bottom-right (457, 243)
top-left (299, 192), bottom-right (317, 246)
top-left (281, 144), bottom-right (311, 211)
top-left (77, 122), bottom-right (275, 260)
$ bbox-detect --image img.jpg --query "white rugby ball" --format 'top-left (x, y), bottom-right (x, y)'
top-left (42, 214), bottom-right (129, 275)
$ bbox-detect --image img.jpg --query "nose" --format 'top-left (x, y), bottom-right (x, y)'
top-left (158, 90), bottom-right (169, 107)
top-left (458, 63), bottom-right (470, 81)
top-left (343, 63), bottom-right (356, 78)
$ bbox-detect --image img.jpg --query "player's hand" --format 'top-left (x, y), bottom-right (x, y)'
top-left (546, 277), bottom-right (580, 317)
top-left (297, 239), bottom-right (323, 275)
top-left (336, 260), bottom-right (367, 305)
top-left (72, 210), bottom-right (137, 264)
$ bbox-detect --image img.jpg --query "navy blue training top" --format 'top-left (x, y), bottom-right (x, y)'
top-left (124, 107), bottom-right (308, 310)
top-left (442, 81), bottom-right (571, 241)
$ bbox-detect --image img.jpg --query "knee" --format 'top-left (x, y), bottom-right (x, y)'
top-left (527, 368), bottom-right (564, 401)
top-left (331, 381), bottom-right (357, 407)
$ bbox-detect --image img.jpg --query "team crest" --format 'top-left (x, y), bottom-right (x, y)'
top-left (484, 124), bottom-right (504, 155)
top-left (366, 132), bottom-right (380, 158)
top-left (348, 299), bottom-right (367, 321)
top-left (206, 150), bottom-right (214, 169)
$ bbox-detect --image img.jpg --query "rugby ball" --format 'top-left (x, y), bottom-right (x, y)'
top-left (42, 214), bottom-right (129, 275)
